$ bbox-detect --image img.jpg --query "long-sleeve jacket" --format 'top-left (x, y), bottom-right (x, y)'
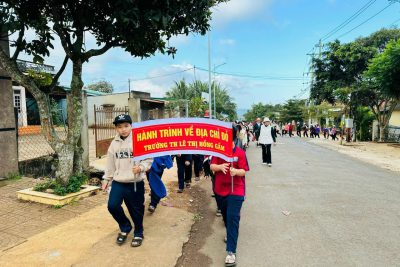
top-left (103, 133), bottom-right (153, 183)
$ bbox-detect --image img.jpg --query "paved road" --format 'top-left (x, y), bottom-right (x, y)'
top-left (200, 138), bottom-right (400, 266)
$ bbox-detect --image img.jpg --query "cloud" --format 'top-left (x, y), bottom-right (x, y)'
top-left (212, 0), bottom-right (275, 27)
top-left (219, 38), bottom-right (236, 46)
top-left (127, 63), bottom-right (197, 97)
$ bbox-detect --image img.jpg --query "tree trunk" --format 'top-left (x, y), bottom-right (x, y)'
top-left (379, 122), bottom-right (386, 142)
top-left (55, 144), bottom-right (75, 184)
top-left (73, 137), bottom-right (84, 174)
top-left (54, 59), bottom-right (84, 182)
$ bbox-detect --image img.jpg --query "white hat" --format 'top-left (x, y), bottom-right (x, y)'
top-left (263, 117), bottom-right (270, 122)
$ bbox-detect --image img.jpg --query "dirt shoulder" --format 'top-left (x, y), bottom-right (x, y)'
top-left (308, 138), bottom-right (400, 173)
top-left (175, 181), bottom-right (215, 267)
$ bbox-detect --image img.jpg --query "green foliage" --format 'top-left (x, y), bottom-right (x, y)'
top-left (33, 179), bottom-right (57, 192)
top-left (366, 39), bottom-right (400, 100)
top-left (311, 28), bottom-right (400, 105)
top-left (243, 103), bottom-right (282, 122)
top-left (6, 172), bottom-right (22, 181)
top-left (354, 106), bottom-right (375, 141)
top-left (189, 97), bottom-right (207, 118)
top-left (33, 173), bottom-right (88, 196)
top-left (1, 1), bottom-right (226, 61)
top-left (1, 0), bottom-right (227, 183)
top-left (49, 98), bottom-right (63, 126)
top-left (280, 99), bottom-right (307, 123)
top-left (53, 204), bottom-right (63, 209)
top-left (26, 70), bottom-right (53, 87)
top-left (86, 80), bottom-right (114, 93)
top-left (166, 79), bottom-right (237, 121)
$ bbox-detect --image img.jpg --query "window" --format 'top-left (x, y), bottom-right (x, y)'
top-left (14, 91), bottom-right (21, 112)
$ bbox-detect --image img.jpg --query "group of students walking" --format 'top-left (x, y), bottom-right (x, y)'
top-left (102, 114), bottom-right (250, 266)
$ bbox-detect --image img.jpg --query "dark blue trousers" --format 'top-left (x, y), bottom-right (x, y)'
top-left (215, 194), bottom-right (244, 253)
top-left (146, 170), bottom-right (164, 208)
top-left (177, 158), bottom-right (192, 189)
top-left (107, 180), bottom-right (145, 237)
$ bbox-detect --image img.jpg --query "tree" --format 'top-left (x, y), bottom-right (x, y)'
top-left (243, 103), bottom-right (281, 122)
top-left (165, 79), bottom-right (237, 121)
top-left (86, 80), bottom-right (113, 93)
top-left (365, 39), bottom-right (400, 140)
top-left (165, 79), bottom-right (194, 100)
top-left (280, 99), bottom-right (306, 123)
top-left (0, 0), bottom-right (226, 183)
top-left (311, 28), bottom-right (400, 142)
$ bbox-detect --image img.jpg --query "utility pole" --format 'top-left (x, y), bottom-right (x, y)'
top-left (207, 32), bottom-right (212, 119)
top-left (307, 40), bottom-right (323, 126)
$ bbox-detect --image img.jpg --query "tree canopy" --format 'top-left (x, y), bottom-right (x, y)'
top-left (366, 39), bottom-right (400, 100)
top-left (165, 79), bottom-right (237, 121)
top-left (0, 0), bottom-right (227, 182)
top-left (243, 103), bottom-right (282, 122)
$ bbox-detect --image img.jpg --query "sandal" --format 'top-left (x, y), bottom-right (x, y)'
top-left (131, 236), bottom-right (144, 247)
top-left (116, 232), bottom-right (128, 245)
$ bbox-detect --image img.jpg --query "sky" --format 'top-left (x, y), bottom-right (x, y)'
top-left (12, 0), bottom-right (400, 112)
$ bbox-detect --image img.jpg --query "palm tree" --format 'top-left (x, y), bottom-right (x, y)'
top-left (165, 79), bottom-right (194, 100)
top-left (166, 79), bottom-right (237, 120)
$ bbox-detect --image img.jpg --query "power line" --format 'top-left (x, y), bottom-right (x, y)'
top-left (196, 67), bottom-right (304, 80)
top-left (336, 2), bottom-right (394, 39)
top-left (129, 67), bottom-right (194, 81)
top-left (321, 0), bottom-right (377, 41)
top-left (389, 17), bottom-right (400, 26)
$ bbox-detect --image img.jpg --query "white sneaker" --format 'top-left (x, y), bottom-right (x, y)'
top-left (262, 162), bottom-right (267, 165)
top-left (225, 252), bottom-right (236, 266)
top-left (268, 163), bottom-right (272, 167)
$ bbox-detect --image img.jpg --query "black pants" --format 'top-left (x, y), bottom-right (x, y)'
top-left (297, 130), bottom-right (301, 137)
top-left (203, 159), bottom-right (212, 177)
top-left (108, 181), bottom-right (145, 237)
top-left (193, 155), bottom-right (204, 178)
top-left (177, 158), bottom-right (192, 189)
top-left (261, 144), bottom-right (272, 164)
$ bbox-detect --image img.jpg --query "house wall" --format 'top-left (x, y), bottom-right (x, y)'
top-left (87, 92), bottom-right (130, 127)
top-left (389, 110), bottom-right (400, 127)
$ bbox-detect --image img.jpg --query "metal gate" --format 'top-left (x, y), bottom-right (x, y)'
top-left (94, 104), bottom-right (129, 158)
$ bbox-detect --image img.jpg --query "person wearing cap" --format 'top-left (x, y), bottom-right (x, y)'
top-left (102, 114), bottom-right (153, 247)
top-left (258, 117), bottom-right (277, 167)
top-left (210, 126), bottom-right (249, 267)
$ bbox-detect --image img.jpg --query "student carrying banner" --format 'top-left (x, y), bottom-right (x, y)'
top-left (210, 126), bottom-right (250, 267)
top-left (102, 114), bottom-right (152, 248)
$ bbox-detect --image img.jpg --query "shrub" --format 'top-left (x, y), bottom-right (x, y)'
top-left (33, 173), bottom-right (89, 196)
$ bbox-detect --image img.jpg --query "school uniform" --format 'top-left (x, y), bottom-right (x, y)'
top-left (211, 146), bottom-right (249, 254)
top-left (104, 132), bottom-right (153, 237)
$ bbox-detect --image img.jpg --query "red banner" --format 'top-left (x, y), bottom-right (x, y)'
top-left (132, 118), bottom-right (233, 161)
